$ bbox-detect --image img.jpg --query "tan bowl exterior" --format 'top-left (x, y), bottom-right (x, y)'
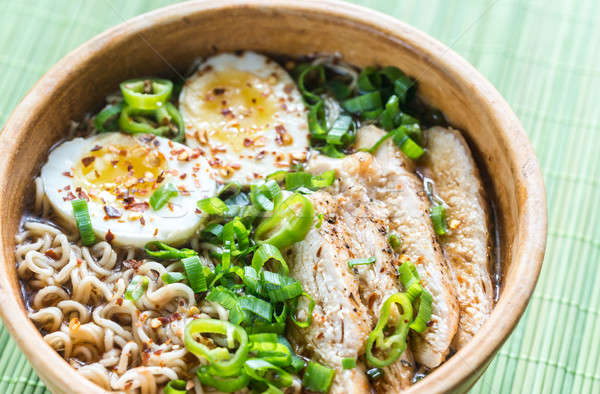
top-left (0, 1), bottom-right (546, 393)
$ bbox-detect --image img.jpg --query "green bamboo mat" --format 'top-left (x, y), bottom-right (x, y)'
top-left (0, 0), bottom-right (598, 393)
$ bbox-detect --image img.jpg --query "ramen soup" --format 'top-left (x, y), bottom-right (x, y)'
top-left (16, 51), bottom-right (498, 393)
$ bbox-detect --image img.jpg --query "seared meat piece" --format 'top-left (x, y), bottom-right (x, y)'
top-left (423, 126), bottom-right (494, 348)
top-left (285, 191), bottom-right (372, 394)
top-left (309, 126), bottom-right (459, 368)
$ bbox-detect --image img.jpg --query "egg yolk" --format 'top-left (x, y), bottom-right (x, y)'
top-left (73, 142), bottom-right (167, 199)
top-left (182, 68), bottom-right (279, 151)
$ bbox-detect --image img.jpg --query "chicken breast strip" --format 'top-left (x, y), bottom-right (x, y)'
top-left (309, 126), bottom-right (459, 368)
top-left (422, 126), bottom-right (494, 349)
top-left (285, 191), bottom-right (372, 394)
top-left (331, 169), bottom-right (415, 391)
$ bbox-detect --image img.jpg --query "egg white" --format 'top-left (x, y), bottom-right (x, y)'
top-left (180, 51), bottom-right (310, 184)
top-left (41, 132), bottom-right (217, 248)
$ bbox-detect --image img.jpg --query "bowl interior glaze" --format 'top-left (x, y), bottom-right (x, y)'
top-left (0, 1), bottom-right (546, 393)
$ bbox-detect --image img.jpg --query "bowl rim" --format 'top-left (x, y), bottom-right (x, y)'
top-left (0, 1), bottom-right (547, 393)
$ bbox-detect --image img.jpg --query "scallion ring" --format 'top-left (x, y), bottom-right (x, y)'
top-left (71, 199), bottom-right (96, 246)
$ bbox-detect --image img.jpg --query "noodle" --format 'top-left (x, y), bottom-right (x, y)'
top-left (15, 179), bottom-right (232, 393)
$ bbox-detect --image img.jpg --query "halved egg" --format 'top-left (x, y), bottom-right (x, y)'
top-left (180, 51), bottom-right (310, 184)
top-left (40, 132), bottom-right (217, 247)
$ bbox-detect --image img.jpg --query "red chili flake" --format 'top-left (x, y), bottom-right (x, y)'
top-left (256, 151), bottom-right (266, 160)
top-left (221, 108), bottom-right (232, 116)
top-left (426, 320), bottom-right (434, 327)
top-left (75, 188), bottom-right (89, 201)
top-left (91, 145), bottom-right (102, 152)
top-left (124, 259), bottom-right (143, 271)
top-left (230, 163), bottom-right (241, 170)
top-left (119, 149), bottom-right (127, 156)
top-left (123, 196), bottom-right (135, 204)
top-left (283, 83), bottom-right (294, 94)
top-left (63, 192), bottom-right (76, 201)
top-left (105, 229), bottom-right (114, 243)
top-left (44, 250), bottom-right (59, 260)
top-left (110, 160), bottom-right (118, 167)
top-left (156, 171), bottom-right (165, 184)
top-left (63, 185), bottom-right (71, 191)
top-left (179, 173), bottom-right (187, 180)
top-left (168, 140), bottom-right (174, 148)
top-left (81, 156), bottom-right (95, 167)
top-left (62, 171), bottom-right (73, 178)
top-left (177, 185), bottom-right (191, 196)
top-left (139, 216), bottom-right (146, 226)
top-left (213, 88), bottom-right (226, 95)
top-left (153, 228), bottom-right (158, 236)
top-left (195, 208), bottom-right (203, 215)
top-left (243, 138), bottom-right (253, 147)
top-left (115, 298), bottom-right (123, 306)
top-left (125, 202), bottom-right (149, 212)
top-left (103, 205), bottom-right (122, 218)
top-left (127, 164), bottom-right (133, 172)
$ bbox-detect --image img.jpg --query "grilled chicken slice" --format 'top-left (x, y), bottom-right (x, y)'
top-left (338, 200), bottom-right (415, 391)
top-left (285, 191), bottom-right (372, 394)
top-left (422, 126), bottom-right (494, 348)
top-left (309, 125), bottom-right (459, 368)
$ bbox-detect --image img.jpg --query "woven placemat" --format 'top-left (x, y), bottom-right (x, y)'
top-left (1, 0), bottom-right (598, 393)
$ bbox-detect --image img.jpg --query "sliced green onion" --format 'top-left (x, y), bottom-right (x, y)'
top-left (284, 172), bottom-right (313, 191)
top-left (289, 292), bottom-right (315, 328)
top-left (277, 335), bottom-right (306, 373)
top-left (261, 271), bottom-right (303, 302)
top-left (392, 127), bottom-right (425, 160)
top-left (246, 320), bottom-right (286, 335)
top-left (222, 217), bottom-right (251, 254)
top-left (307, 100), bottom-right (328, 139)
top-left (348, 256), bottom-right (376, 269)
top-left (125, 275), bottom-right (149, 301)
top-left (315, 213), bottom-right (324, 229)
top-left (181, 256), bottom-right (207, 293)
top-left (206, 286), bottom-right (239, 310)
top-left (366, 367), bottom-right (384, 381)
top-left (430, 203), bottom-right (448, 235)
top-left (366, 293), bottom-right (413, 368)
top-left (255, 193), bottom-right (314, 250)
top-left (94, 102), bottom-right (124, 133)
top-left (164, 379), bottom-right (187, 394)
top-left (387, 233), bottom-right (402, 252)
top-left (393, 75), bottom-right (416, 103)
top-left (342, 91), bottom-right (382, 114)
top-left (409, 288), bottom-right (433, 333)
top-left (196, 366), bottom-right (249, 392)
top-left (120, 78), bottom-right (173, 110)
top-left (265, 170), bottom-right (288, 184)
top-left (362, 130), bottom-right (395, 155)
top-left (317, 144), bottom-right (346, 158)
top-left (310, 170), bottom-right (336, 189)
top-left (302, 361), bottom-right (335, 393)
top-left (149, 182), bottom-right (178, 211)
top-left (326, 115), bottom-right (354, 146)
top-left (342, 358), bottom-right (356, 369)
top-left (248, 340), bottom-right (292, 366)
top-left (249, 333), bottom-right (278, 343)
top-left (202, 223), bottom-right (224, 242)
top-left (197, 197), bottom-right (228, 215)
top-left (144, 241), bottom-right (196, 260)
top-left (327, 79), bottom-right (352, 100)
top-left (252, 244), bottom-right (289, 275)
top-left (239, 294), bottom-right (273, 321)
top-left (71, 199), bottom-right (96, 246)
top-left (250, 180), bottom-right (282, 211)
top-left (297, 65), bottom-right (325, 105)
top-left (357, 67), bottom-right (382, 92)
top-left (244, 358), bottom-right (294, 388)
top-left (379, 95), bottom-right (400, 130)
top-left (161, 271), bottom-right (186, 284)
top-left (242, 266), bottom-right (261, 296)
top-left (184, 318), bottom-right (249, 376)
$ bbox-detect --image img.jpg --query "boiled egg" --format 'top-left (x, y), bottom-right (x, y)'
top-left (180, 51), bottom-right (310, 184)
top-left (41, 132), bottom-right (217, 247)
